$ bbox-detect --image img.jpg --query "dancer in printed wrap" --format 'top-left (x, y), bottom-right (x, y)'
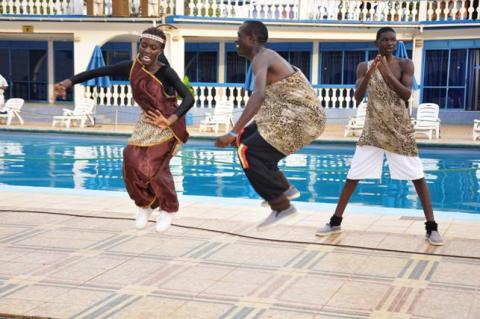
top-left (316, 27), bottom-right (444, 246)
top-left (215, 20), bottom-right (326, 229)
top-left (55, 27), bottom-right (194, 232)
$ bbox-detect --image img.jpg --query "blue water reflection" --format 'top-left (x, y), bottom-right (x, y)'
top-left (0, 132), bottom-right (479, 214)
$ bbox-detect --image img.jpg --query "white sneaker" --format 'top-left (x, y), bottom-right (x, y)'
top-left (135, 206), bottom-right (153, 229)
top-left (156, 211), bottom-right (174, 233)
top-left (426, 230), bottom-right (444, 246)
top-left (257, 205), bottom-right (298, 230)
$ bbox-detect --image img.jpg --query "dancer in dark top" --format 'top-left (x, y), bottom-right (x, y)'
top-left (55, 27), bottom-right (194, 232)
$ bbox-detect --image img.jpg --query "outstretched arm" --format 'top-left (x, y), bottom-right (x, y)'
top-left (215, 53), bottom-right (268, 147)
top-left (54, 61), bottom-right (132, 100)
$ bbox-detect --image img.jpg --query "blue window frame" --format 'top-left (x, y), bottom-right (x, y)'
top-left (266, 43), bottom-right (312, 80)
top-left (422, 40), bottom-right (480, 110)
top-left (54, 42), bottom-right (74, 101)
top-left (101, 42), bottom-right (131, 82)
top-left (320, 42), bottom-right (412, 85)
top-left (225, 43), bottom-right (250, 84)
top-left (0, 41), bottom-right (48, 101)
top-left (185, 43), bottom-right (218, 83)
top-left (224, 42), bottom-right (312, 84)
top-left (0, 48), bottom-right (10, 100)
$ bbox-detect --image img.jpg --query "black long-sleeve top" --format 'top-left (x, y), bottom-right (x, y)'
top-left (69, 60), bottom-right (194, 118)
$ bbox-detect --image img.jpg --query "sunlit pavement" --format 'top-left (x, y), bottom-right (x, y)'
top-left (0, 186), bottom-right (479, 318)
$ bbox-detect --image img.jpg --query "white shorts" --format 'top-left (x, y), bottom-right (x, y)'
top-left (347, 145), bottom-right (425, 180)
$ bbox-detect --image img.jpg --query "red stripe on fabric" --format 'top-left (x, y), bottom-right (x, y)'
top-left (238, 144), bottom-right (249, 169)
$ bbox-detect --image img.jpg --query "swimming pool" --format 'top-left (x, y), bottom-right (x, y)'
top-left (0, 132), bottom-right (479, 214)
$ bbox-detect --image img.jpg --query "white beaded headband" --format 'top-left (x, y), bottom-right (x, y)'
top-left (140, 33), bottom-right (165, 44)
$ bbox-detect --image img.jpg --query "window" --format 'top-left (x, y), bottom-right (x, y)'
top-left (423, 48), bottom-right (468, 109)
top-left (466, 48), bottom-right (480, 111)
top-left (225, 43), bottom-right (249, 83)
top-left (185, 43), bottom-right (218, 83)
top-left (321, 51), bottom-right (342, 84)
top-left (267, 43), bottom-right (312, 80)
top-left (224, 42), bottom-right (311, 83)
top-left (0, 41), bottom-right (48, 101)
top-left (320, 50), bottom-right (365, 85)
top-left (320, 42), bottom-right (413, 85)
top-left (0, 48), bottom-right (10, 100)
top-left (54, 42), bottom-right (74, 101)
top-left (101, 42), bottom-right (131, 81)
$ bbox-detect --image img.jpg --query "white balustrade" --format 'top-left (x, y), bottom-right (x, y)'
top-left (144, 0), bottom-right (175, 17)
top-left (183, 0), bottom-right (300, 19)
top-left (315, 86), bottom-right (357, 109)
top-left (0, 0), bottom-right (76, 15)
top-left (1, 0), bottom-right (478, 21)
top-left (426, 0), bottom-right (480, 21)
top-left (92, 0), bottom-right (112, 16)
top-left (191, 84), bottom-right (250, 109)
top-left (85, 83), bottom-right (357, 110)
top-left (85, 85), bottom-right (136, 107)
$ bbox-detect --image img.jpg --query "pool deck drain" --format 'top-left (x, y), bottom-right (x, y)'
top-left (0, 186), bottom-right (480, 318)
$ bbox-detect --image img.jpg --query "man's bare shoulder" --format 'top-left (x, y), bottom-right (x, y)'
top-left (252, 48), bottom-right (273, 65)
top-left (358, 61), bottom-right (368, 68)
top-left (357, 61), bottom-right (368, 73)
top-left (398, 57), bottom-right (414, 71)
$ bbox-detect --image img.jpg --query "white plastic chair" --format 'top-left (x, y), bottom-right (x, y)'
top-left (52, 99), bottom-right (96, 128)
top-left (0, 98), bottom-right (25, 126)
top-left (473, 120), bottom-right (480, 141)
top-left (412, 103), bottom-right (441, 139)
top-left (344, 101), bottom-right (367, 137)
top-left (199, 100), bottom-right (234, 133)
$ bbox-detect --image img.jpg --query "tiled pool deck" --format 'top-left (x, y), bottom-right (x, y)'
top-left (0, 186), bottom-right (480, 319)
top-left (0, 122), bottom-right (479, 318)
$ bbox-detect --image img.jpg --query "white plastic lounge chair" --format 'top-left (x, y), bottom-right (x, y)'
top-left (473, 120), bottom-right (480, 141)
top-left (0, 98), bottom-right (25, 126)
top-left (412, 103), bottom-right (440, 139)
top-left (52, 99), bottom-right (96, 128)
top-left (199, 100), bottom-right (235, 133)
top-left (344, 101), bottom-right (367, 137)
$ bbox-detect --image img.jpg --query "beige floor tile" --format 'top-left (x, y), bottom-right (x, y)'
top-left (0, 262), bottom-right (41, 276)
top-left (334, 232), bottom-right (387, 248)
top-left (204, 242), bottom-right (302, 268)
top-left (310, 250), bottom-right (368, 275)
top-left (113, 296), bottom-right (186, 318)
top-left (258, 308), bottom-right (318, 319)
top-left (23, 301), bottom-right (89, 318)
top-left (409, 288), bottom-right (477, 319)
top-left (429, 260), bottom-right (480, 287)
top-left (3, 284), bottom-right (70, 302)
top-left (0, 298), bottom-right (44, 315)
top-left (377, 233), bottom-right (425, 251)
top-left (168, 301), bottom-right (233, 319)
top-left (276, 275), bottom-right (344, 306)
top-left (325, 280), bottom-right (391, 312)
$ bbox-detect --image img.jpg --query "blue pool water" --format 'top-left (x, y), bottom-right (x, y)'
top-left (0, 132), bottom-right (479, 214)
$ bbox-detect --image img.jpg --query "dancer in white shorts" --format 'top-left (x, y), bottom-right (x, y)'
top-left (316, 27), bottom-right (444, 246)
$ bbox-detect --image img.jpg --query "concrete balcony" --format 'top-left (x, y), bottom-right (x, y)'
top-left (1, 0), bottom-right (479, 23)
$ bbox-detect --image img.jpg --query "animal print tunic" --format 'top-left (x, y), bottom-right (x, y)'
top-left (357, 60), bottom-right (418, 156)
top-left (254, 68), bottom-right (326, 155)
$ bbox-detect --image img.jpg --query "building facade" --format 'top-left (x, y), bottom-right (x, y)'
top-left (1, 0), bottom-right (479, 123)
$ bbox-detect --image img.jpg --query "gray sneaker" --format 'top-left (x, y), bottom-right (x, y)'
top-left (257, 206), bottom-right (298, 230)
top-left (261, 186), bottom-right (300, 207)
top-left (315, 223), bottom-right (342, 237)
top-left (426, 231), bottom-right (444, 246)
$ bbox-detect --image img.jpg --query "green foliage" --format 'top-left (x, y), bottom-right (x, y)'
top-left (183, 75), bottom-right (195, 96)
top-left (178, 75), bottom-right (195, 100)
